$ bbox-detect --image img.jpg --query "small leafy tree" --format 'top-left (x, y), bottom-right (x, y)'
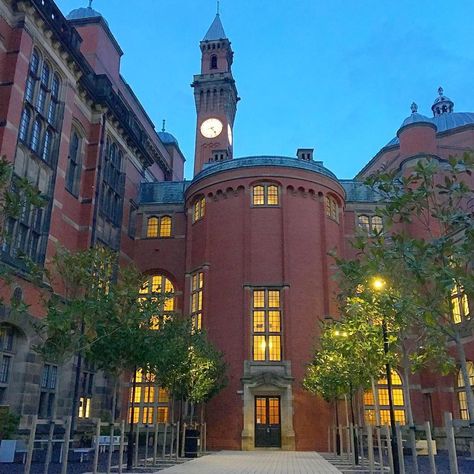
top-left (0, 410), bottom-right (20, 440)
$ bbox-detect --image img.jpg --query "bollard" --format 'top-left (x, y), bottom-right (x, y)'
top-left (383, 425), bottom-right (394, 474)
top-left (367, 424), bottom-right (375, 474)
top-left (424, 421), bottom-right (437, 474)
top-left (92, 419), bottom-right (101, 474)
top-left (444, 412), bottom-right (459, 474)
top-left (119, 420), bottom-right (125, 474)
top-left (60, 416), bottom-right (72, 474)
top-left (395, 423), bottom-right (405, 474)
top-left (24, 415), bottom-right (37, 474)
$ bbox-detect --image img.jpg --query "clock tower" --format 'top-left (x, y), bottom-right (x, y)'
top-left (192, 12), bottom-right (239, 176)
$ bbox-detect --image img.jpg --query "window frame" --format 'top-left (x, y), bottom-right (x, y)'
top-left (192, 196), bottom-right (206, 223)
top-left (65, 129), bottom-right (82, 197)
top-left (251, 183), bottom-right (280, 207)
top-left (251, 288), bottom-right (283, 362)
top-left (191, 271), bottom-right (204, 330)
top-left (357, 214), bottom-right (384, 234)
top-left (325, 195), bottom-right (339, 222)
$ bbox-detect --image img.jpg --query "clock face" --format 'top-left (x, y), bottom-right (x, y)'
top-left (228, 124), bottom-right (233, 145)
top-left (200, 118), bottom-right (223, 138)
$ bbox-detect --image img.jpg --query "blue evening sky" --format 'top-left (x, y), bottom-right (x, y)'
top-left (55, 1), bottom-right (474, 179)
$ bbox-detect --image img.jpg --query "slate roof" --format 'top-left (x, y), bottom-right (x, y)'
top-left (203, 14), bottom-right (227, 41)
top-left (140, 181), bottom-right (190, 204)
top-left (385, 112), bottom-right (474, 148)
top-left (340, 180), bottom-right (382, 203)
top-left (67, 6), bottom-right (106, 23)
top-left (194, 156), bottom-right (339, 182)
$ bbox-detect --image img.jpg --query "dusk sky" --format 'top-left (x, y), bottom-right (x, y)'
top-left (56, 0), bottom-right (474, 179)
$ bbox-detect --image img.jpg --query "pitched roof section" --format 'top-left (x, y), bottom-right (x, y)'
top-left (203, 14), bottom-right (227, 41)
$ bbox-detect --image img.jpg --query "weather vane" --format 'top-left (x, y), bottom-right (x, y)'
top-left (217, 1), bottom-right (220, 15)
top-left (162, 120), bottom-right (166, 133)
top-left (88, 0), bottom-right (93, 7)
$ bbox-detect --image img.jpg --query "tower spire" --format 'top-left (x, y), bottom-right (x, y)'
top-left (217, 1), bottom-right (220, 15)
top-left (162, 119), bottom-right (166, 133)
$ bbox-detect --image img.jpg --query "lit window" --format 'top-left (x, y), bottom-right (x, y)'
top-left (78, 397), bottom-right (91, 419)
top-left (252, 184), bottom-right (279, 206)
top-left (364, 369), bottom-right (406, 426)
top-left (147, 217), bottom-right (159, 238)
top-left (191, 271), bottom-right (204, 330)
top-left (325, 195), bottom-right (339, 222)
top-left (451, 284), bottom-right (470, 324)
top-left (141, 274), bottom-right (175, 321)
top-left (159, 216), bottom-right (172, 237)
top-left (456, 361), bottom-right (474, 421)
top-left (157, 407), bottom-right (169, 423)
top-left (193, 197), bottom-right (206, 222)
top-left (357, 214), bottom-right (383, 234)
top-left (252, 289), bottom-right (282, 362)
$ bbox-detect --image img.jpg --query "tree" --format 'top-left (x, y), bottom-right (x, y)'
top-left (339, 154), bottom-right (474, 447)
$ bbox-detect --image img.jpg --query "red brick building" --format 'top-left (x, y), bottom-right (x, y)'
top-left (0, 1), bottom-right (472, 451)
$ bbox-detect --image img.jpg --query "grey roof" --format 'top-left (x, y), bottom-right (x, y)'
top-left (385, 112), bottom-right (474, 148)
top-left (400, 112), bottom-right (432, 128)
top-left (340, 180), bottom-right (382, 203)
top-left (158, 131), bottom-right (179, 146)
top-left (67, 6), bottom-right (106, 23)
top-left (140, 181), bottom-right (190, 204)
top-left (194, 155), bottom-right (339, 183)
top-left (203, 14), bottom-right (227, 41)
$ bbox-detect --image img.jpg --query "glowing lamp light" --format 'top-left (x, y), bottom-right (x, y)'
top-left (372, 277), bottom-right (386, 291)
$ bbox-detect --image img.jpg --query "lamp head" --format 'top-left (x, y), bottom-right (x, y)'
top-left (372, 277), bottom-right (386, 291)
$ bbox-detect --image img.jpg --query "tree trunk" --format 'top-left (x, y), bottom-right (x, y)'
top-left (127, 367), bottom-right (137, 471)
top-left (107, 378), bottom-right (118, 474)
top-left (402, 345), bottom-right (419, 474)
top-left (349, 391), bottom-right (359, 465)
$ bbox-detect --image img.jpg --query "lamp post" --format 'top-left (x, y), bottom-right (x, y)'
top-left (372, 277), bottom-right (400, 474)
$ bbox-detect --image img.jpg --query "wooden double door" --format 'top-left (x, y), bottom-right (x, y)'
top-left (255, 396), bottom-right (281, 448)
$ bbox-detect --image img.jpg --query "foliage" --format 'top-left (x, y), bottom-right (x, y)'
top-left (0, 410), bottom-right (20, 440)
top-left (150, 318), bottom-right (227, 404)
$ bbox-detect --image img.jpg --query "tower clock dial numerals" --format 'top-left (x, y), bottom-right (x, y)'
top-left (200, 118), bottom-right (223, 138)
top-left (228, 124), bottom-right (233, 145)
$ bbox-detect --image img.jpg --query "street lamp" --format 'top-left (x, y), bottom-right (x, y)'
top-left (372, 277), bottom-right (401, 474)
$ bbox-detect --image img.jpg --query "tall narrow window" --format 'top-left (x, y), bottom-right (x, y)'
top-left (252, 289), bottom-right (282, 362)
top-left (42, 129), bottom-right (52, 162)
top-left (25, 50), bottom-right (40, 103)
top-left (19, 108), bottom-right (31, 142)
top-left (47, 74), bottom-right (60, 125)
top-left (66, 131), bottom-right (81, 196)
top-left (159, 216), bottom-right (172, 237)
top-left (191, 272), bottom-right (204, 330)
top-left (210, 55), bottom-right (218, 69)
top-left (193, 196), bottom-right (206, 222)
top-left (364, 369), bottom-right (406, 425)
top-left (451, 284), bottom-right (470, 324)
top-left (38, 364), bottom-right (57, 418)
top-left (30, 118), bottom-right (42, 152)
top-left (325, 195), bottom-right (339, 222)
top-left (357, 215), bottom-right (370, 233)
top-left (456, 362), bottom-right (474, 421)
top-left (252, 184), bottom-right (280, 206)
top-left (147, 217), bottom-right (159, 238)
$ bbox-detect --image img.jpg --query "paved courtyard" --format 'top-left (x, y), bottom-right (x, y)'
top-left (160, 451), bottom-right (342, 473)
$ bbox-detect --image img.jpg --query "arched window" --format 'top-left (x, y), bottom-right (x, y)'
top-left (363, 369), bottom-right (406, 425)
top-left (47, 73), bottom-right (60, 125)
top-left (210, 54), bottom-right (218, 69)
top-left (30, 118), bottom-right (42, 152)
top-left (325, 195), bottom-right (339, 222)
top-left (451, 284), bottom-right (470, 324)
top-left (358, 215), bottom-right (370, 232)
top-left (193, 197), bottom-right (206, 222)
top-left (147, 217), bottom-right (159, 238)
top-left (372, 216), bottom-right (383, 232)
top-left (159, 216), bottom-right (172, 237)
top-left (456, 362), bottom-right (474, 420)
top-left (19, 108), bottom-right (31, 142)
top-left (252, 184), bottom-right (280, 206)
top-left (0, 325), bottom-right (16, 385)
top-left (140, 274), bottom-right (175, 312)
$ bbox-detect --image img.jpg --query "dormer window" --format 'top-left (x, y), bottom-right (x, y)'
top-left (210, 55), bottom-right (218, 70)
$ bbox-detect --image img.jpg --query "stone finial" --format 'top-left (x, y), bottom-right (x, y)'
top-left (438, 86), bottom-right (444, 96)
top-left (410, 102), bottom-right (418, 113)
top-left (88, 0), bottom-right (93, 7)
top-left (162, 119), bottom-right (166, 132)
